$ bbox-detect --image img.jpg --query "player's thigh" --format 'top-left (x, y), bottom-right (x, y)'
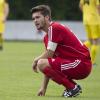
top-left (48, 57), bottom-right (78, 71)
top-left (62, 59), bottom-right (92, 80)
top-left (84, 25), bottom-right (92, 39)
top-left (0, 22), bottom-right (5, 33)
top-left (48, 57), bottom-right (62, 71)
top-left (48, 57), bottom-right (92, 79)
top-left (48, 57), bottom-right (82, 72)
top-left (90, 25), bottom-right (100, 39)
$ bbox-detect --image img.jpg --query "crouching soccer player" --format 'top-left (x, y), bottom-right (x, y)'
top-left (31, 5), bottom-right (92, 97)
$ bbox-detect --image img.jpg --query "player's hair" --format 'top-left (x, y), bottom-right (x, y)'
top-left (31, 5), bottom-right (51, 21)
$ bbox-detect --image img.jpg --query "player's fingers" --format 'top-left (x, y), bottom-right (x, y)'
top-left (37, 92), bottom-right (42, 96)
top-left (37, 92), bottom-right (44, 96)
top-left (32, 62), bottom-right (38, 72)
top-left (33, 66), bottom-right (38, 73)
top-left (34, 68), bottom-right (38, 73)
top-left (32, 62), bottom-right (36, 67)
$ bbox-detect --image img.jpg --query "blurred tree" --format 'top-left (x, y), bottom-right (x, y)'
top-left (8, 0), bottom-right (81, 20)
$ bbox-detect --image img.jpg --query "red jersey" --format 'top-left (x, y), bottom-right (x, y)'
top-left (44, 22), bottom-right (90, 59)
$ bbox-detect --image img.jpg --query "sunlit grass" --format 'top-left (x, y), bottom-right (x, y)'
top-left (0, 42), bottom-right (100, 100)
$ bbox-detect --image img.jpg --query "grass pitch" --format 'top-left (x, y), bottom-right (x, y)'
top-left (0, 42), bottom-right (100, 100)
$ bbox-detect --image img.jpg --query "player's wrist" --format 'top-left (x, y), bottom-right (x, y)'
top-left (40, 87), bottom-right (46, 91)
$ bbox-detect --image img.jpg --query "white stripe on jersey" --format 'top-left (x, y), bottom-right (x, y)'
top-left (50, 26), bottom-right (52, 40)
top-left (48, 25), bottom-right (57, 51)
top-left (48, 26), bottom-right (53, 41)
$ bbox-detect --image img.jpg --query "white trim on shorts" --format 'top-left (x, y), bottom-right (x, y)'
top-left (61, 59), bottom-right (81, 71)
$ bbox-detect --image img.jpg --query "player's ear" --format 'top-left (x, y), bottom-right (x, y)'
top-left (45, 15), bottom-right (50, 21)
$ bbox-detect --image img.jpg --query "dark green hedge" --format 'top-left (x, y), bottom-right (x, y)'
top-left (8, 0), bottom-right (82, 20)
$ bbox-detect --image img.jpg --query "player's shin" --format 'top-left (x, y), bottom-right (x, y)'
top-left (91, 44), bottom-right (99, 64)
top-left (42, 66), bottom-right (75, 90)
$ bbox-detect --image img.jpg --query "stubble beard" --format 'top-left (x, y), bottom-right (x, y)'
top-left (38, 21), bottom-right (47, 31)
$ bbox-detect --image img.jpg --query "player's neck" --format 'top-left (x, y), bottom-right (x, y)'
top-left (43, 21), bottom-right (51, 33)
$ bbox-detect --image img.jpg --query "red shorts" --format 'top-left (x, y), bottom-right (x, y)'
top-left (48, 57), bottom-right (92, 80)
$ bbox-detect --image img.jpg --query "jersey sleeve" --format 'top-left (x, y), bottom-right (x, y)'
top-left (47, 24), bottom-right (62, 51)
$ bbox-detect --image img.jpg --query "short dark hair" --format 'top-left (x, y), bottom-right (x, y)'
top-left (31, 5), bottom-right (51, 20)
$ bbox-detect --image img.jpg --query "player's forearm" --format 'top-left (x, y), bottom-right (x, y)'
top-left (42, 50), bottom-right (54, 58)
top-left (33, 52), bottom-right (46, 63)
top-left (41, 75), bottom-right (49, 90)
top-left (34, 50), bottom-right (54, 63)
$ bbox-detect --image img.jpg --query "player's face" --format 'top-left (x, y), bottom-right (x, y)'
top-left (32, 12), bottom-right (47, 30)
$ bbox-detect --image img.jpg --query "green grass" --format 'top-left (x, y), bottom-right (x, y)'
top-left (0, 42), bottom-right (100, 100)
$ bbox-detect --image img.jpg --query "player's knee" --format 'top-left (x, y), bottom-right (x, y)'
top-left (37, 59), bottom-right (47, 71)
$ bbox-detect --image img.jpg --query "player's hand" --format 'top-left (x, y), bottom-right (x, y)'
top-left (37, 88), bottom-right (46, 96)
top-left (32, 61), bottom-right (38, 73)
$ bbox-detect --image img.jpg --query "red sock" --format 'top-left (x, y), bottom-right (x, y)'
top-left (43, 67), bottom-right (75, 90)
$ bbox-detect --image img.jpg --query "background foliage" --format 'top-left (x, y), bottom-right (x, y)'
top-left (8, 0), bottom-right (82, 20)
